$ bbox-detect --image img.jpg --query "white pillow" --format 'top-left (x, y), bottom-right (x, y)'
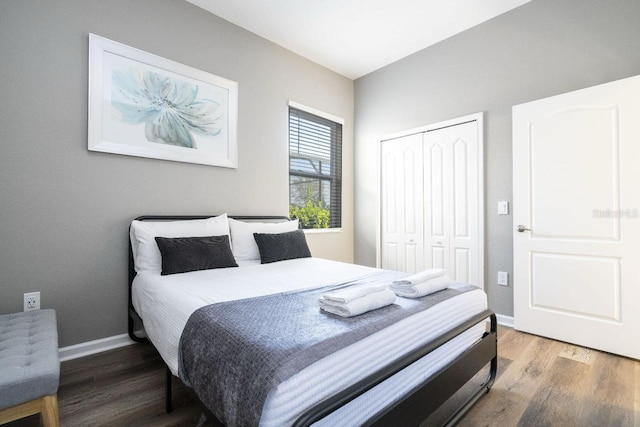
top-left (130, 214), bottom-right (230, 273)
top-left (229, 218), bottom-right (299, 261)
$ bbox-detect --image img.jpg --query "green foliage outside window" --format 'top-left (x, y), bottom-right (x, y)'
top-left (289, 200), bottom-right (330, 229)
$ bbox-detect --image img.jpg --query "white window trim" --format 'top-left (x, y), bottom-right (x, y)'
top-left (288, 101), bottom-right (345, 125)
top-left (303, 227), bottom-right (343, 234)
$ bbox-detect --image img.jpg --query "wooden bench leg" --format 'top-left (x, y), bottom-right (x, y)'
top-left (0, 395), bottom-right (59, 426)
top-left (41, 394), bottom-right (59, 427)
top-left (0, 399), bottom-right (41, 424)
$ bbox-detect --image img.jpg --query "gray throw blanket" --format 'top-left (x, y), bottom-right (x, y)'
top-left (178, 272), bottom-right (476, 427)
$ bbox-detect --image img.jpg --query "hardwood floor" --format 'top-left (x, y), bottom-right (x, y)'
top-left (6, 343), bottom-right (209, 427)
top-left (460, 326), bottom-right (639, 427)
top-left (5, 326), bottom-right (639, 426)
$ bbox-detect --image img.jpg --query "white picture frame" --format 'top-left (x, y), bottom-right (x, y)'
top-left (88, 34), bottom-right (238, 168)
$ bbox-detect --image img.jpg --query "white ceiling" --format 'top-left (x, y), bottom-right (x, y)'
top-left (185, 0), bottom-right (531, 79)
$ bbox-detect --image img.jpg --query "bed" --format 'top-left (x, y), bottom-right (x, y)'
top-left (127, 214), bottom-right (496, 426)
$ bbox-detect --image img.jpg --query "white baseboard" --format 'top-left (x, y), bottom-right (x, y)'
top-left (496, 314), bottom-right (514, 328)
top-left (59, 333), bottom-right (136, 362)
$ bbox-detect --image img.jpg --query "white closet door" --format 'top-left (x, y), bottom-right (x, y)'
top-left (424, 122), bottom-right (480, 285)
top-left (379, 115), bottom-right (483, 287)
top-left (380, 134), bottom-right (425, 273)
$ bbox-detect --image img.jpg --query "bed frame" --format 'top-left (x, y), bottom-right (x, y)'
top-left (127, 215), bottom-right (497, 426)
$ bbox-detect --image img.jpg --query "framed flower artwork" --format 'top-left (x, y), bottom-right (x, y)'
top-left (88, 34), bottom-right (238, 168)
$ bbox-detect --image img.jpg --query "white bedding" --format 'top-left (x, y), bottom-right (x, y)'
top-left (132, 257), bottom-right (488, 426)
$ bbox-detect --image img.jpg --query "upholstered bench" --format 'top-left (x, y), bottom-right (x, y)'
top-left (0, 309), bottom-right (60, 427)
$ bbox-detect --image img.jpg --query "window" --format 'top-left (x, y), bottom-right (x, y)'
top-left (289, 104), bottom-right (342, 229)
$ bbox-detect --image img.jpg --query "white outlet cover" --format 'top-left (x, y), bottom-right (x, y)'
top-left (23, 292), bottom-right (40, 311)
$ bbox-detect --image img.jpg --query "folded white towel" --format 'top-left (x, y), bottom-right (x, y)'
top-left (391, 268), bottom-right (446, 286)
top-left (321, 283), bottom-right (388, 304)
top-left (319, 289), bottom-right (396, 317)
top-left (390, 275), bottom-right (452, 298)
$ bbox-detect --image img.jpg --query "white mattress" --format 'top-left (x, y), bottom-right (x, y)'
top-left (132, 257), bottom-right (488, 426)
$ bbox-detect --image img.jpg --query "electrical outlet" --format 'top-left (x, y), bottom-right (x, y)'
top-left (497, 272), bottom-right (509, 286)
top-left (24, 292), bottom-right (40, 311)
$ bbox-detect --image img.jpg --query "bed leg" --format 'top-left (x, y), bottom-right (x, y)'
top-left (166, 366), bottom-right (173, 413)
top-left (127, 309), bottom-right (149, 343)
top-left (487, 313), bottom-right (498, 387)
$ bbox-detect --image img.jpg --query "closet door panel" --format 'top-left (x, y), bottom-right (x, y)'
top-left (454, 248), bottom-right (471, 284)
top-left (432, 246), bottom-right (446, 270)
top-left (453, 137), bottom-right (469, 239)
top-left (450, 122), bottom-right (480, 285)
top-left (429, 143), bottom-right (445, 238)
top-left (425, 121), bottom-right (480, 286)
top-left (424, 131), bottom-right (450, 274)
top-left (380, 134), bottom-right (424, 273)
top-left (383, 242), bottom-right (400, 271)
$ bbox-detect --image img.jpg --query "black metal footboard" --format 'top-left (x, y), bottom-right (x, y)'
top-left (294, 309), bottom-right (497, 427)
top-left (161, 310), bottom-right (496, 424)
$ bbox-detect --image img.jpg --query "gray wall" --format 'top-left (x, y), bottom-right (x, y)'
top-left (0, 0), bottom-right (354, 346)
top-left (354, 0), bottom-right (640, 316)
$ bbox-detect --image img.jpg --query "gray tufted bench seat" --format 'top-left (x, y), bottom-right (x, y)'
top-left (0, 309), bottom-right (60, 427)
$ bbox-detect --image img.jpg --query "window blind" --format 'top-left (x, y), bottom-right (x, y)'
top-left (289, 107), bottom-right (342, 228)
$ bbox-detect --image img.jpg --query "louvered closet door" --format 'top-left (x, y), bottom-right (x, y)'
top-left (424, 122), bottom-right (480, 285)
top-left (380, 134), bottom-right (425, 273)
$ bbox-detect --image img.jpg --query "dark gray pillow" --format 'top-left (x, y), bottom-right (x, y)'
top-left (155, 235), bottom-right (238, 275)
top-left (253, 229), bottom-right (311, 264)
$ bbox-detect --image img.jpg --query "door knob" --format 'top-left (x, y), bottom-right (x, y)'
top-left (516, 225), bottom-right (531, 233)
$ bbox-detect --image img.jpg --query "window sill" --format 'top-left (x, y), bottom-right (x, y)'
top-left (302, 228), bottom-right (343, 234)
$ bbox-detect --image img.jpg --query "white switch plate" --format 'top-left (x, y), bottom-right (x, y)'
top-left (498, 201), bottom-right (509, 215)
top-left (497, 271), bottom-right (509, 286)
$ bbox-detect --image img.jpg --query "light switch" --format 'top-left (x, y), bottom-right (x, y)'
top-left (498, 271), bottom-right (509, 286)
top-left (498, 201), bottom-right (509, 215)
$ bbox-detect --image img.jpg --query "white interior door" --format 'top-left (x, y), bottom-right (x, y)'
top-left (424, 122), bottom-right (480, 285)
top-left (380, 133), bottom-right (424, 273)
top-left (513, 75), bottom-right (640, 359)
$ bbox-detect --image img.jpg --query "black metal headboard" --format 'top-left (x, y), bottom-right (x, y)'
top-left (127, 214), bottom-right (290, 342)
